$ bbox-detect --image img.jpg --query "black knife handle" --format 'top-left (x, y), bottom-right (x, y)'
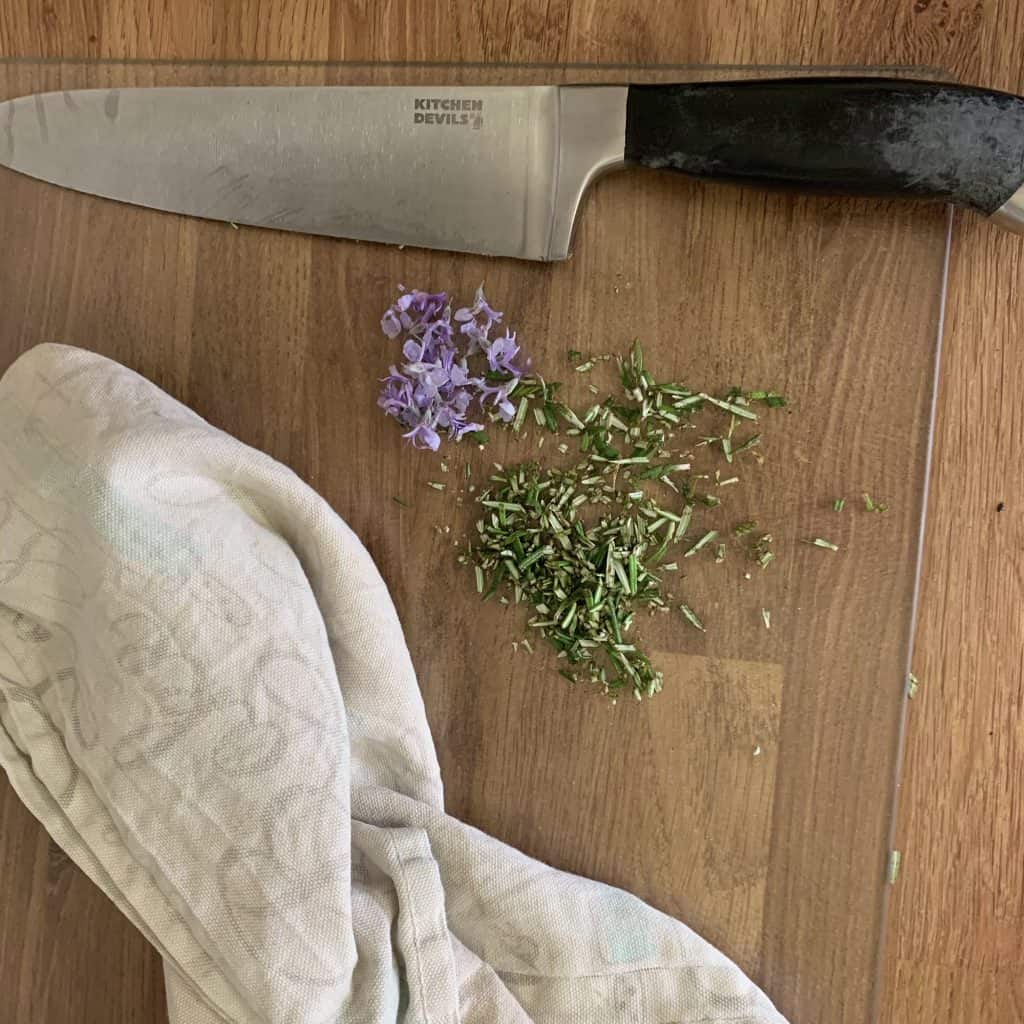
top-left (624, 77), bottom-right (1024, 217)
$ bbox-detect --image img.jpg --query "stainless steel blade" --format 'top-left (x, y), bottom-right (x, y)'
top-left (0, 85), bottom-right (627, 261)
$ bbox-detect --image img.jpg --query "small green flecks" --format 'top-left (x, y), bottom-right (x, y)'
top-left (812, 537), bottom-right (839, 551)
top-left (863, 492), bottom-right (889, 513)
top-left (907, 672), bottom-right (919, 699)
top-left (392, 496), bottom-right (410, 509)
top-left (833, 497), bottom-right (846, 512)
top-left (887, 850), bottom-right (902, 885)
top-left (761, 608), bottom-right (771, 630)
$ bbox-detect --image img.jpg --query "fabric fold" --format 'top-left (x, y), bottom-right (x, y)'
top-left (0, 344), bottom-right (787, 1024)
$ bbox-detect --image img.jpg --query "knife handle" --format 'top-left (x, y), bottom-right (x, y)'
top-left (624, 77), bottom-right (1024, 228)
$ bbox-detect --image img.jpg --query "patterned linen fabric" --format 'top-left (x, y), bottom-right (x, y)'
top-left (0, 344), bottom-right (788, 1024)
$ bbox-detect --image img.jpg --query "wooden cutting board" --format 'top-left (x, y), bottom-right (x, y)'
top-left (0, 60), bottom-right (951, 1024)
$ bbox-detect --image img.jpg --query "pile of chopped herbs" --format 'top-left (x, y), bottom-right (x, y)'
top-left (460, 342), bottom-right (784, 700)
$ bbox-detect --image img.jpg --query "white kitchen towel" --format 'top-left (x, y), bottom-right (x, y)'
top-left (0, 343), bottom-right (788, 1024)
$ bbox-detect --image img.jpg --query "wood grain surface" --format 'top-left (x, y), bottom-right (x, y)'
top-left (0, 5), bottom-right (1021, 1024)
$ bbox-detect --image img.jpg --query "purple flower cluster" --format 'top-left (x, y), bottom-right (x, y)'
top-left (379, 285), bottom-right (530, 450)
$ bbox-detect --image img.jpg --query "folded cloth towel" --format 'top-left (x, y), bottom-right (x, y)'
top-left (0, 344), bottom-right (788, 1024)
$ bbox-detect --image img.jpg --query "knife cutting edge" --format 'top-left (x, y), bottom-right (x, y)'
top-left (2, 77), bottom-right (1024, 261)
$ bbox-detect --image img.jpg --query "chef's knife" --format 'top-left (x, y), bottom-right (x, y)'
top-left (3, 78), bottom-right (1024, 261)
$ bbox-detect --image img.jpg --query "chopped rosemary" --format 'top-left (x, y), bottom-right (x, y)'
top-left (887, 850), bottom-right (902, 885)
top-left (684, 530), bottom-right (718, 558)
top-left (679, 603), bottom-right (706, 632)
top-left (863, 492), bottom-right (889, 513)
top-left (833, 497), bottom-right (846, 512)
top-left (750, 532), bottom-right (774, 568)
top-left (732, 434), bottom-right (761, 456)
top-left (746, 390), bottom-right (788, 408)
top-left (700, 393), bottom-right (758, 421)
top-left (461, 340), bottom-right (787, 700)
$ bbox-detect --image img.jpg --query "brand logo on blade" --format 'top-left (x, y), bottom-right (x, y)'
top-left (412, 97), bottom-right (484, 129)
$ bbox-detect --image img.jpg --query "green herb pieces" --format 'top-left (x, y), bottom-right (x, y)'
top-left (863, 492), bottom-right (889, 513)
top-left (761, 608), bottom-right (771, 630)
top-left (731, 434), bottom-right (762, 457)
top-left (680, 604), bottom-right (706, 632)
top-left (700, 393), bottom-right (758, 421)
top-left (750, 532), bottom-right (774, 569)
top-left (833, 497), bottom-right (846, 512)
top-left (907, 672), bottom-right (919, 699)
top-left (469, 462), bottom-right (668, 698)
top-left (887, 850), bottom-right (902, 885)
top-left (427, 481), bottom-right (446, 492)
top-left (463, 339), bottom-right (788, 700)
top-left (812, 537), bottom-right (839, 551)
top-left (392, 496), bottom-right (410, 508)
top-left (746, 390), bottom-right (788, 408)
top-left (734, 520), bottom-right (758, 537)
top-left (684, 530), bottom-right (718, 558)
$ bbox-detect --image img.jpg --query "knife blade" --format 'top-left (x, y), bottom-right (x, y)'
top-left (2, 78), bottom-right (1024, 262)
